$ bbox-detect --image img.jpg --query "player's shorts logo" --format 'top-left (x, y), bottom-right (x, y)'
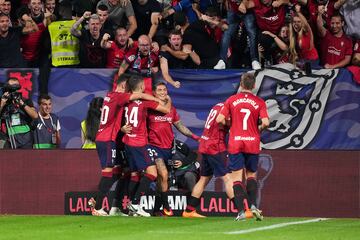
top-left (254, 63), bottom-right (339, 149)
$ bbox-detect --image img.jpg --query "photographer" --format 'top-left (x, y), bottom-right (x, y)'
top-left (0, 78), bottom-right (38, 149)
top-left (168, 140), bottom-right (200, 192)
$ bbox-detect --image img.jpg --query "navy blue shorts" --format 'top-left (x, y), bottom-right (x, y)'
top-left (124, 145), bottom-right (155, 172)
top-left (149, 145), bottom-right (173, 162)
top-left (115, 149), bottom-right (128, 167)
top-left (200, 152), bottom-right (229, 177)
top-left (229, 153), bottom-right (259, 172)
top-left (95, 141), bottom-right (116, 169)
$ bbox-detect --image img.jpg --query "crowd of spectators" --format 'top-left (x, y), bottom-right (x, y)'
top-left (0, 0), bottom-right (359, 79)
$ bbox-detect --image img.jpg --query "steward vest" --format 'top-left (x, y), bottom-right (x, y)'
top-left (48, 20), bottom-right (80, 66)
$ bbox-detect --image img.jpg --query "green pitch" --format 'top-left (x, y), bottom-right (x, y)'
top-left (0, 216), bottom-right (359, 240)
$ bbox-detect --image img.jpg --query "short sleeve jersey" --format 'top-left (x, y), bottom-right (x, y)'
top-left (220, 92), bottom-right (268, 154)
top-left (198, 103), bottom-right (227, 155)
top-left (320, 31), bottom-right (353, 66)
top-left (148, 105), bottom-right (180, 149)
top-left (96, 92), bottom-right (131, 142)
top-left (106, 41), bottom-right (138, 68)
top-left (253, 0), bottom-right (286, 34)
top-left (122, 99), bottom-right (159, 147)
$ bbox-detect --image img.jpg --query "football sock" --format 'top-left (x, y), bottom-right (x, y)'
top-left (132, 173), bottom-right (156, 205)
top-left (161, 191), bottom-right (170, 210)
top-left (111, 177), bottom-right (128, 208)
top-left (246, 177), bottom-right (258, 207)
top-left (128, 175), bottom-right (140, 202)
top-left (95, 175), bottom-right (113, 210)
top-left (185, 195), bottom-right (200, 212)
top-left (230, 198), bottom-right (238, 210)
top-left (233, 181), bottom-right (247, 212)
top-left (153, 193), bottom-right (162, 213)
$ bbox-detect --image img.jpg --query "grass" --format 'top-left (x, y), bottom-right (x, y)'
top-left (0, 216), bottom-right (359, 240)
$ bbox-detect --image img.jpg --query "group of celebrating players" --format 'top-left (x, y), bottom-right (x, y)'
top-left (88, 71), bottom-right (269, 221)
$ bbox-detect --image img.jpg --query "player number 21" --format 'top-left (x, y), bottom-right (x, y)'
top-left (240, 108), bottom-right (250, 130)
top-left (124, 107), bottom-right (139, 127)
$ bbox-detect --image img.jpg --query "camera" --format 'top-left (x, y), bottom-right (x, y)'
top-left (1, 83), bottom-right (22, 104)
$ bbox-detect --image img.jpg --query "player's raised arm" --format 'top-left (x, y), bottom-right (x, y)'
top-left (129, 92), bottom-right (162, 104)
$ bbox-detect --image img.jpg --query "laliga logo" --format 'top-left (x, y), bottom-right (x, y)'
top-left (254, 63), bottom-right (339, 149)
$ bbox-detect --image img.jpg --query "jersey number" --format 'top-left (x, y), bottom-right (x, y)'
top-left (100, 105), bottom-right (110, 125)
top-left (204, 109), bottom-right (218, 129)
top-left (124, 107), bottom-right (139, 127)
top-left (240, 108), bottom-right (251, 130)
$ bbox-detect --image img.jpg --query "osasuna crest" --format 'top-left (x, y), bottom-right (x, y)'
top-left (254, 63), bottom-right (339, 149)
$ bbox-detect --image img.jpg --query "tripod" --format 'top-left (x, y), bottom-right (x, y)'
top-left (4, 117), bottom-right (17, 149)
top-left (1, 105), bottom-right (18, 149)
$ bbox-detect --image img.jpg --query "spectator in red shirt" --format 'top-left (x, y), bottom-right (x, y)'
top-left (245, 0), bottom-right (288, 64)
top-left (317, 12), bottom-right (352, 68)
top-left (117, 34), bottom-right (159, 93)
top-left (300, 0), bottom-right (344, 33)
top-left (289, 5), bottom-right (319, 67)
top-left (101, 27), bottom-right (137, 68)
top-left (20, 0), bottom-right (52, 67)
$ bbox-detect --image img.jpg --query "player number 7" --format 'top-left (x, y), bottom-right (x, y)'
top-left (240, 108), bottom-right (250, 130)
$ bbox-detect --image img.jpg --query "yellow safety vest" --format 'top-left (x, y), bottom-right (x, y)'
top-left (48, 20), bottom-right (81, 67)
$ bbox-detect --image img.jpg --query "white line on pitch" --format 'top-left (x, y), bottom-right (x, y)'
top-left (226, 218), bottom-right (330, 235)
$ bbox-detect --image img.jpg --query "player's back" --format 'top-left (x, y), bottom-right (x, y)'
top-left (122, 99), bottom-right (159, 147)
top-left (223, 92), bottom-right (268, 154)
top-left (96, 91), bottom-right (130, 142)
top-left (199, 103), bottom-right (227, 155)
